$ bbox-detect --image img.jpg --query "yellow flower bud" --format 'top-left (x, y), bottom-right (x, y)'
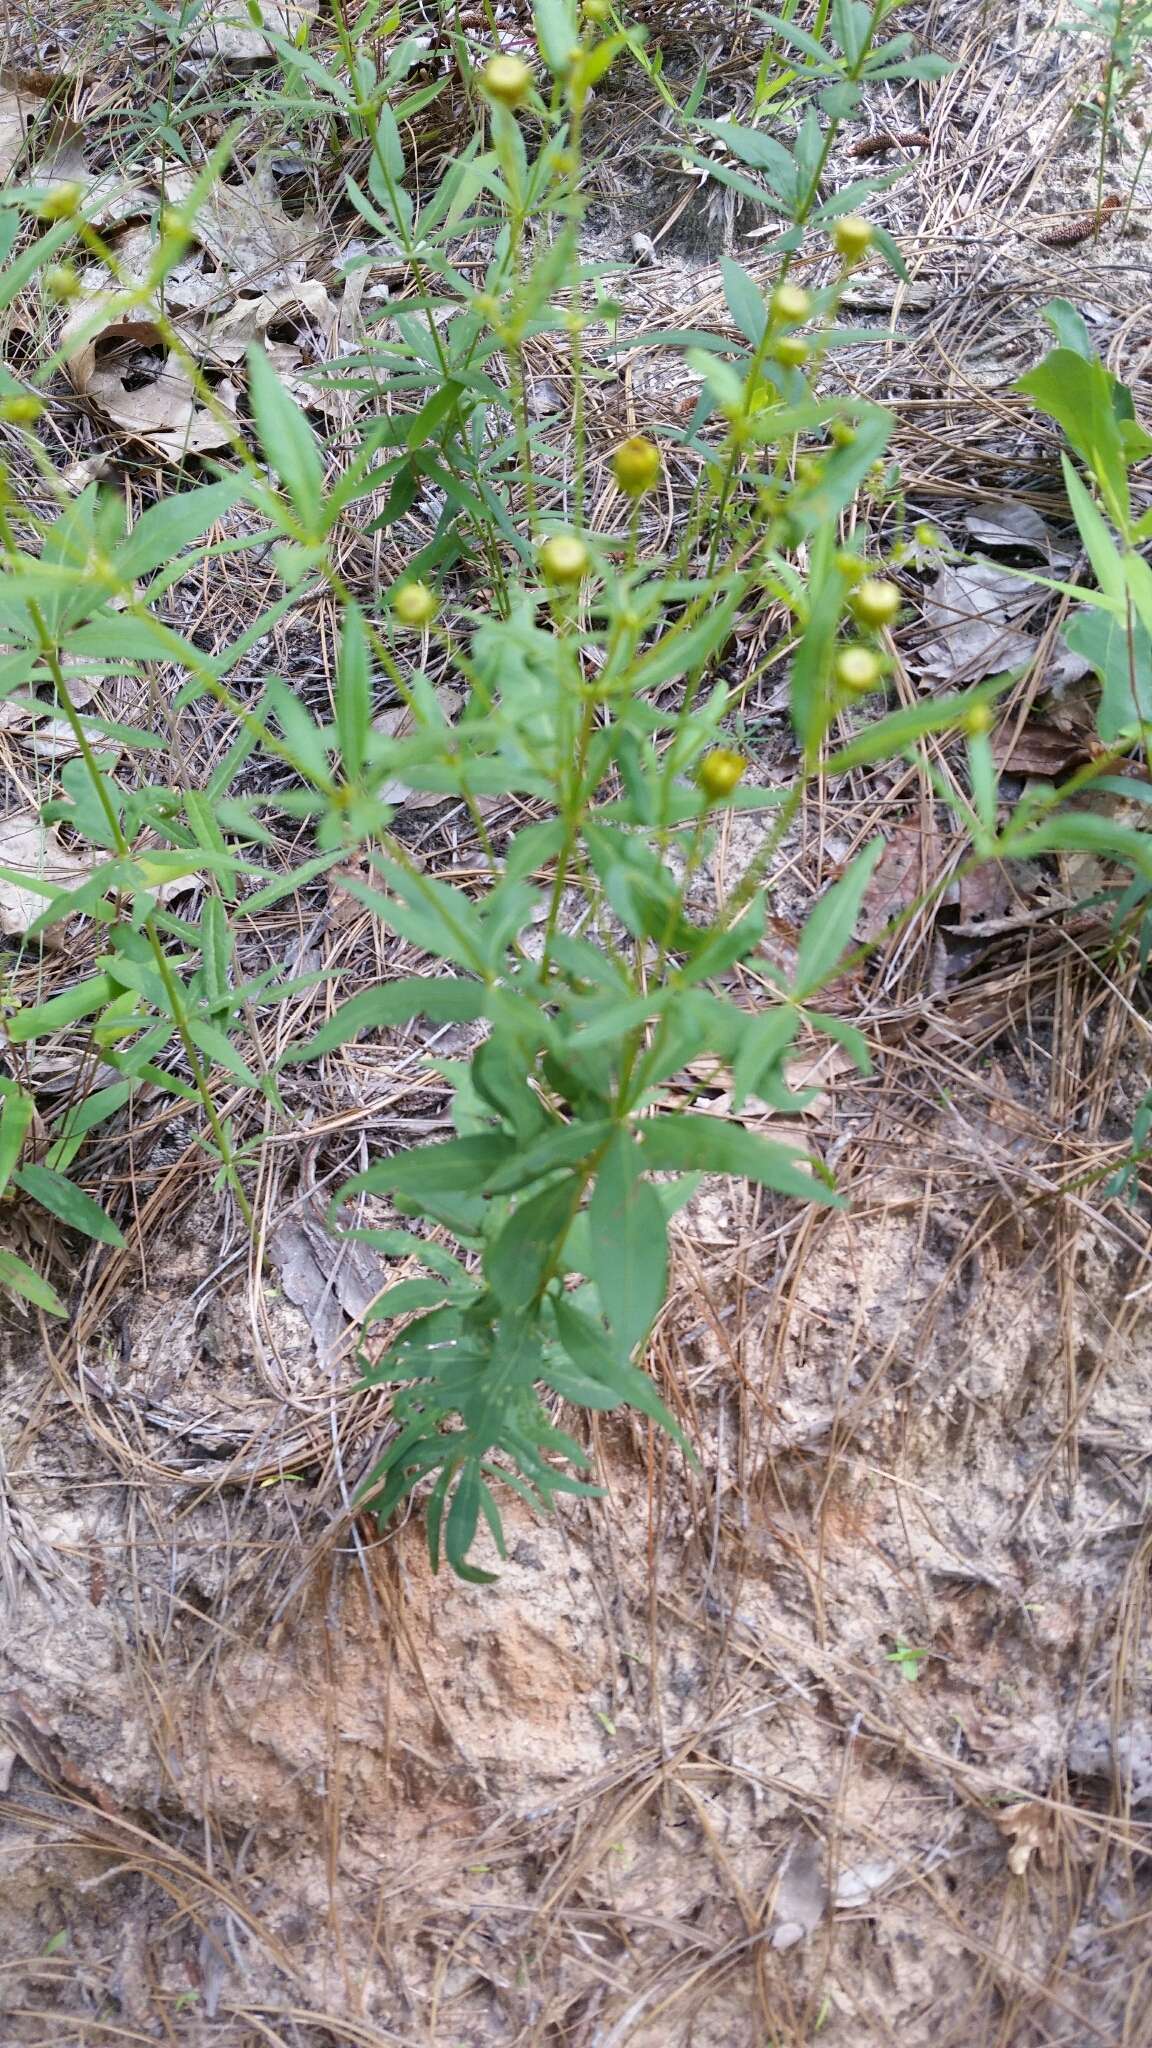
top-left (611, 435), bottom-right (662, 497)
top-left (829, 419), bottom-right (857, 448)
top-left (770, 283), bottom-right (811, 326)
top-left (482, 54), bottom-right (533, 106)
top-left (849, 578), bottom-right (902, 629)
top-left (583, 0), bottom-right (611, 19)
top-left (37, 180), bottom-right (84, 221)
top-left (44, 263), bottom-right (81, 301)
top-left (964, 702), bottom-right (994, 735)
top-left (774, 334), bottom-right (810, 369)
top-left (834, 551), bottom-right (866, 583)
top-left (834, 215), bottom-right (874, 264)
top-left (697, 748), bottom-right (746, 799)
top-left (392, 581), bottom-right (438, 628)
top-left (539, 534), bottom-right (590, 584)
top-left (0, 395), bottom-right (45, 425)
top-left (834, 646), bottom-right (884, 695)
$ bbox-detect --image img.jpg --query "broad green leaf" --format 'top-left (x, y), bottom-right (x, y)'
top-left (1044, 298), bottom-right (1093, 359)
top-left (285, 975), bottom-right (486, 1061)
top-left (335, 603), bottom-right (371, 781)
top-left (0, 1245), bottom-right (66, 1315)
top-left (112, 479), bottom-right (246, 583)
top-left (1065, 609), bottom-right (1152, 743)
top-left (535, 0), bottom-right (578, 71)
top-left (1016, 349), bottom-right (1129, 528)
top-left (719, 255), bottom-right (768, 347)
top-left (485, 1177), bottom-right (578, 1309)
top-left (793, 839), bottom-right (884, 996)
top-left (639, 1111), bottom-right (839, 1203)
top-left (697, 120), bottom-right (799, 205)
top-left (335, 1131), bottom-right (514, 1206)
top-left (483, 1117), bottom-right (614, 1195)
top-left (4, 973), bottom-right (120, 1044)
top-left (552, 1294), bottom-right (686, 1442)
top-left (246, 342), bottom-right (327, 535)
top-left (587, 1129), bottom-right (667, 1355)
top-left (0, 1086), bottom-right (35, 1194)
top-left (14, 1164), bottom-right (124, 1246)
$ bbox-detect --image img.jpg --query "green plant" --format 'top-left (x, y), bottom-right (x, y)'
top-left (1061, 0), bottom-right (1152, 227)
top-left (2, 2), bottom-right (1150, 1580)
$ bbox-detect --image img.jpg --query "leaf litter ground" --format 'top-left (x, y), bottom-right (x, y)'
top-left (1, 2), bottom-right (1152, 2043)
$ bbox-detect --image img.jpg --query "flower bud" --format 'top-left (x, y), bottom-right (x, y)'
top-left (611, 435), bottom-right (662, 497)
top-left (540, 533), bottom-right (590, 584)
top-left (964, 702), bottom-right (994, 735)
top-left (849, 578), bottom-right (902, 629)
top-left (773, 334), bottom-right (809, 369)
top-left (482, 54), bottom-right (533, 106)
top-left (834, 646), bottom-right (884, 694)
top-left (697, 748), bottom-right (746, 799)
top-left (829, 419), bottom-right (857, 448)
top-left (834, 215), bottom-right (874, 264)
top-left (37, 180), bottom-right (84, 221)
top-left (44, 264), bottom-right (81, 301)
top-left (392, 581), bottom-right (438, 628)
top-left (770, 283), bottom-right (811, 327)
top-left (0, 395), bottom-right (45, 425)
top-left (583, 0), bottom-right (612, 19)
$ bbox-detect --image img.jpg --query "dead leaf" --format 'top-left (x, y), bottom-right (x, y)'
top-left (0, 85), bottom-right (32, 182)
top-left (833, 1859), bottom-right (898, 1908)
top-left (208, 281), bottom-right (342, 413)
top-left (269, 1212), bottom-right (385, 1358)
top-left (915, 562), bottom-right (1038, 685)
top-left (165, 163), bottom-right (318, 285)
top-left (857, 815), bottom-right (943, 942)
top-left (0, 811), bottom-right (91, 936)
top-left (61, 298), bottom-right (237, 459)
top-left (990, 720), bottom-right (1092, 776)
top-left (964, 500), bottom-right (1068, 559)
top-left (769, 1838), bottom-right (827, 1949)
top-left (996, 1800), bottom-right (1084, 1876)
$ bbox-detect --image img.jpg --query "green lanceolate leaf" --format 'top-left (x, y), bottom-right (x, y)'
top-left (793, 838), bottom-right (884, 996)
top-left (485, 1176), bottom-right (580, 1310)
top-left (483, 1117), bottom-right (615, 1195)
top-left (335, 603), bottom-right (372, 781)
top-left (637, 1111), bottom-right (840, 1204)
top-left (587, 1129), bottom-right (668, 1354)
top-left (551, 1293), bottom-right (688, 1445)
top-left (246, 341), bottom-right (327, 536)
top-left (13, 1164), bottom-right (125, 1246)
top-left (0, 1246), bottom-right (66, 1316)
top-left (334, 1131), bottom-right (515, 1208)
top-left (0, 1084), bottom-right (36, 1194)
top-left (285, 975), bottom-right (487, 1062)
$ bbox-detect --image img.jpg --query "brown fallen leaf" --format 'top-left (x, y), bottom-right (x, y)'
top-left (0, 811), bottom-right (92, 936)
top-left (61, 297), bottom-right (237, 459)
top-left (915, 562), bottom-right (1038, 685)
top-left (208, 280), bottom-right (342, 414)
top-left (991, 723), bottom-right (1092, 776)
top-left (165, 162), bottom-right (319, 286)
top-left (996, 1799), bottom-right (1085, 1876)
top-left (857, 814), bottom-right (943, 943)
